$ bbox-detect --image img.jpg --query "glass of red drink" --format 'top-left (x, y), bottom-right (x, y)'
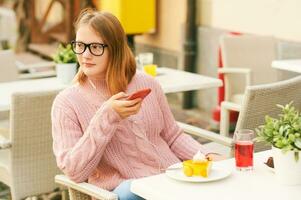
top-left (234, 129), bottom-right (254, 171)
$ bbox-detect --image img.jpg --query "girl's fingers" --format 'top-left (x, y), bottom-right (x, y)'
top-left (112, 92), bottom-right (128, 100)
top-left (118, 98), bottom-right (142, 107)
top-left (125, 101), bottom-right (142, 113)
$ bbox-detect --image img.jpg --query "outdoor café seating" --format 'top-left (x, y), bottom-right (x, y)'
top-left (55, 75), bottom-right (301, 200)
top-left (54, 121), bottom-right (233, 200)
top-left (1, 1), bottom-right (301, 199)
top-left (219, 34), bottom-right (279, 136)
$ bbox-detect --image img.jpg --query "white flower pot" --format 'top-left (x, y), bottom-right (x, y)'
top-left (56, 63), bottom-right (77, 84)
top-left (272, 147), bottom-right (301, 185)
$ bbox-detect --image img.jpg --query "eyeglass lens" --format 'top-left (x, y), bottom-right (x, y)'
top-left (71, 41), bottom-right (106, 56)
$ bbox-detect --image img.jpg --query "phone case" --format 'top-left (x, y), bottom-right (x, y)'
top-left (127, 88), bottom-right (151, 100)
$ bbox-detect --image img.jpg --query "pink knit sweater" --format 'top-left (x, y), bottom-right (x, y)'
top-left (51, 72), bottom-right (212, 190)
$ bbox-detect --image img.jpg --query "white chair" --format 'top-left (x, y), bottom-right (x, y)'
top-left (0, 90), bottom-right (61, 200)
top-left (0, 50), bottom-right (15, 134)
top-left (219, 34), bottom-right (278, 136)
top-left (0, 8), bottom-right (17, 49)
top-left (54, 122), bottom-right (234, 200)
top-left (0, 50), bottom-right (19, 82)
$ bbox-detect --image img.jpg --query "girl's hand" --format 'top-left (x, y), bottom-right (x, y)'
top-left (107, 92), bottom-right (143, 119)
top-left (206, 153), bottom-right (227, 161)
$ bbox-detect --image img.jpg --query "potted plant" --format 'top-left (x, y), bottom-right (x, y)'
top-left (53, 44), bottom-right (77, 84)
top-left (256, 102), bottom-right (301, 185)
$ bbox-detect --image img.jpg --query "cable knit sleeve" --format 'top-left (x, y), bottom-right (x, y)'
top-left (152, 79), bottom-right (211, 160)
top-left (51, 93), bottom-right (121, 183)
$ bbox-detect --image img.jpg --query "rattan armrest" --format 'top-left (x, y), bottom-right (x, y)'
top-left (55, 175), bottom-right (118, 200)
top-left (177, 121), bottom-right (234, 147)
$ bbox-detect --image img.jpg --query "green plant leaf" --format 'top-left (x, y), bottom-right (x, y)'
top-left (295, 138), bottom-right (301, 149)
top-left (52, 43), bottom-right (77, 64)
top-left (255, 102), bottom-right (301, 152)
top-left (279, 126), bottom-right (284, 135)
top-left (288, 134), bottom-right (296, 142)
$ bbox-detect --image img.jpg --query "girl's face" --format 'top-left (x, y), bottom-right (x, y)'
top-left (75, 25), bottom-right (109, 79)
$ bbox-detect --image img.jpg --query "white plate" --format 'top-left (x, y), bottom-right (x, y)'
top-left (166, 162), bottom-right (232, 183)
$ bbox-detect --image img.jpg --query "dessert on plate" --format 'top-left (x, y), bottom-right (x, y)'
top-left (182, 151), bottom-right (212, 178)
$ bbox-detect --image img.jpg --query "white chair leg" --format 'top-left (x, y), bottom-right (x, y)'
top-left (220, 103), bottom-right (230, 137)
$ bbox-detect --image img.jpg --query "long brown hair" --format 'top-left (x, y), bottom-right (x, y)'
top-left (74, 8), bottom-right (136, 95)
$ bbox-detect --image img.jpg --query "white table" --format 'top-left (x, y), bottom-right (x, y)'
top-left (15, 55), bottom-right (55, 73)
top-left (15, 53), bottom-right (56, 79)
top-left (0, 67), bottom-right (222, 111)
top-left (0, 78), bottom-right (66, 111)
top-left (272, 59), bottom-right (301, 73)
top-left (131, 150), bottom-right (300, 200)
top-left (156, 67), bottom-right (222, 93)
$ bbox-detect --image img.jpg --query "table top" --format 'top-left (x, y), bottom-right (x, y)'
top-left (272, 59), bottom-right (301, 73)
top-left (0, 67), bottom-right (222, 111)
top-left (131, 150), bottom-right (300, 200)
top-left (0, 78), bottom-right (65, 111)
top-left (15, 52), bottom-right (55, 73)
top-left (155, 67), bottom-right (222, 93)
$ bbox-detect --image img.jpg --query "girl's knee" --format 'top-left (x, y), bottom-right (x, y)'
top-left (113, 180), bottom-right (144, 200)
top-left (118, 190), bottom-right (143, 200)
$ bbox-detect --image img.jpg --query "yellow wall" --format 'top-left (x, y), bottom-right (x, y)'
top-left (135, 0), bottom-right (186, 52)
top-left (96, 0), bottom-right (156, 34)
top-left (199, 0), bottom-right (301, 42)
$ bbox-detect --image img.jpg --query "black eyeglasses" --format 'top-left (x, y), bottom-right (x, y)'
top-left (71, 41), bottom-right (108, 56)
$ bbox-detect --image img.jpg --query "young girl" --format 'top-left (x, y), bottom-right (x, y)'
top-left (51, 9), bottom-right (224, 200)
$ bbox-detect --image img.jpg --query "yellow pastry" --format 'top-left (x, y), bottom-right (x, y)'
top-left (182, 160), bottom-right (212, 178)
top-left (182, 151), bottom-right (212, 178)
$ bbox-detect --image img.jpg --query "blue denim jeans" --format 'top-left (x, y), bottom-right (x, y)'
top-left (113, 179), bottom-right (144, 200)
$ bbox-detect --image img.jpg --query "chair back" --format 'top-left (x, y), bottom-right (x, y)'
top-left (0, 50), bottom-right (18, 82)
top-left (9, 89), bottom-right (61, 199)
top-left (220, 35), bottom-right (278, 98)
top-left (236, 76), bottom-right (301, 152)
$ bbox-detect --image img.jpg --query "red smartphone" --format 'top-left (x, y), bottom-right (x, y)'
top-left (127, 88), bottom-right (152, 100)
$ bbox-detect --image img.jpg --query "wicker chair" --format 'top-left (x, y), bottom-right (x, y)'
top-left (0, 90), bottom-right (61, 200)
top-left (219, 35), bottom-right (278, 136)
top-left (234, 75), bottom-right (301, 152)
top-left (54, 122), bottom-right (233, 200)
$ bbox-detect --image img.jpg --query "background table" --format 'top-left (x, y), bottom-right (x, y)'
top-left (272, 59), bottom-right (301, 73)
top-left (0, 78), bottom-right (65, 111)
top-left (0, 67), bottom-right (222, 111)
top-left (131, 150), bottom-right (300, 200)
top-left (155, 67), bottom-right (222, 93)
